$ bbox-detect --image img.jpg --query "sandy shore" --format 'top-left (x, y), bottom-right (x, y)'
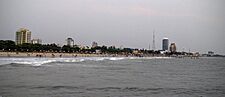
top-left (0, 51), bottom-right (174, 58)
top-left (0, 51), bottom-right (128, 58)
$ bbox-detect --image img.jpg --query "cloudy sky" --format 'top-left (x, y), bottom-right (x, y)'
top-left (0, 0), bottom-right (225, 54)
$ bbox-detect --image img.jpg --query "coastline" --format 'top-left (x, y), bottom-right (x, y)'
top-left (0, 51), bottom-right (206, 58)
top-left (0, 51), bottom-right (139, 58)
top-left (0, 51), bottom-right (111, 58)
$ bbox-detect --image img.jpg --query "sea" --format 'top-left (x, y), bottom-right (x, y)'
top-left (0, 57), bottom-right (224, 97)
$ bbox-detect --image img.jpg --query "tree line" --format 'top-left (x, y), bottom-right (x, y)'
top-left (0, 40), bottom-right (141, 54)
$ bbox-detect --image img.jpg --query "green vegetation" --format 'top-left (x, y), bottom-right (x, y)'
top-left (0, 40), bottom-right (61, 52)
top-left (0, 40), bottom-right (16, 51)
top-left (0, 40), bottom-right (137, 54)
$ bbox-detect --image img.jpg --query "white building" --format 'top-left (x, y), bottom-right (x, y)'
top-left (16, 28), bottom-right (31, 45)
top-left (31, 39), bottom-right (42, 44)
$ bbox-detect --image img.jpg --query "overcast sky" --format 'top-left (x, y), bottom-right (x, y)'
top-left (0, 0), bottom-right (225, 54)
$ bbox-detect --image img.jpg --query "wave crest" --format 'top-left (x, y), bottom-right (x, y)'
top-left (0, 57), bottom-right (171, 66)
top-left (0, 57), bottom-right (127, 66)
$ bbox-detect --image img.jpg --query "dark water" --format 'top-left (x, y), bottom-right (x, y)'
top-left (0, 57), bottom-right (225, 97)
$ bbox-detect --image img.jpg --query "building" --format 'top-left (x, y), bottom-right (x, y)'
top-left (66, 38), bottom-right (74, 47)
top-left (15, 28), bottom-right (31, 45)
top-left (31, 39), bottom-right (42, 44)
top-left (169, 43), bottom-right (177, 53)
top-left (162, 37), bottom-right (169, 51)
top-left (208, 51), bottom-right (214, 56)
top-left (92, 41), bottom-right (98, 48)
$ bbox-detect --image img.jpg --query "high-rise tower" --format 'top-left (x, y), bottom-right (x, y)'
top-left (162, 38), bottom-right (169, 51)
top-left (66, 38), bottom-right (74, 47)
top-left (152, 30), bottom-right (155, 51)
top-left (16, 28), bottom-right (31, 45)
top-left (170, 43), bottom-right (177, 53)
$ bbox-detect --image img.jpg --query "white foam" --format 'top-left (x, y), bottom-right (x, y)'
top-left (60, 58), bottom-right (85, 63)
top-left (94, 57), bottom-right (105, 61)
top-left (109, 57), bottom-right (125, 61)
top-left (128, 57), bottom-right (172, 60)
top-left (14, 60), bottom-right (56, 66)
top-left (0, 57), bottom-right (172, 66)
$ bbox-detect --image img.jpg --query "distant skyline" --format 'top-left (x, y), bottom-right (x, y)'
top-left (0, 0), bottom-right (225, 54)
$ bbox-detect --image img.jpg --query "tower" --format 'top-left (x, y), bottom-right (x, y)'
top-left (152, 30), bottom-right (155, 51)
top-left (66, 38), bottom-right (74, 47)
top-left (16, 28), bottom-right (31, 45)
top-left (162, 38), bottom-right (169, 51)
top-left (170, 43), bottom-right (177, 53)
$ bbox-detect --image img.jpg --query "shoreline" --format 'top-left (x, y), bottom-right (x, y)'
top-left (0, 51), bottom-right (117, 58)
top-left (0, 51), bottom-right (169, 58)
top-left (0, 51), bottom-right (148, 58)
top-left (0, 51), bottom-right (207, 58)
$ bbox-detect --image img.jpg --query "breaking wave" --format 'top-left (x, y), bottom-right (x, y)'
top-left (0, 57), bottom-right (171, 66)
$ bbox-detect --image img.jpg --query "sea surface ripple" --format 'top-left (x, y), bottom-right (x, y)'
top-left (0, 57), bottom-right (224, 97)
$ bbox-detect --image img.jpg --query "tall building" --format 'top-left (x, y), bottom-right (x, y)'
top-left (66, 38), bottom-right (74, 47)
top-left (92, 41), bottom-right (98, 48)
top-left (170, 43), bottom-right (177, 53)
top-left (31, 39), bottom-right (42, 44)
top-left (162, 37), bottom-right (169, 51)
top-left (16, 28), bottom-right (31, 45)
top-left (208, 51), bottom-right (214, 56)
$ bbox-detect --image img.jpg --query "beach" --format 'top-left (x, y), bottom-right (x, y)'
top-left (0, 51), bottom-right (128, 58)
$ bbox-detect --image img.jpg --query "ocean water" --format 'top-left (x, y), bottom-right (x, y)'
top-left (0, 57), bottom-right (225, 97)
